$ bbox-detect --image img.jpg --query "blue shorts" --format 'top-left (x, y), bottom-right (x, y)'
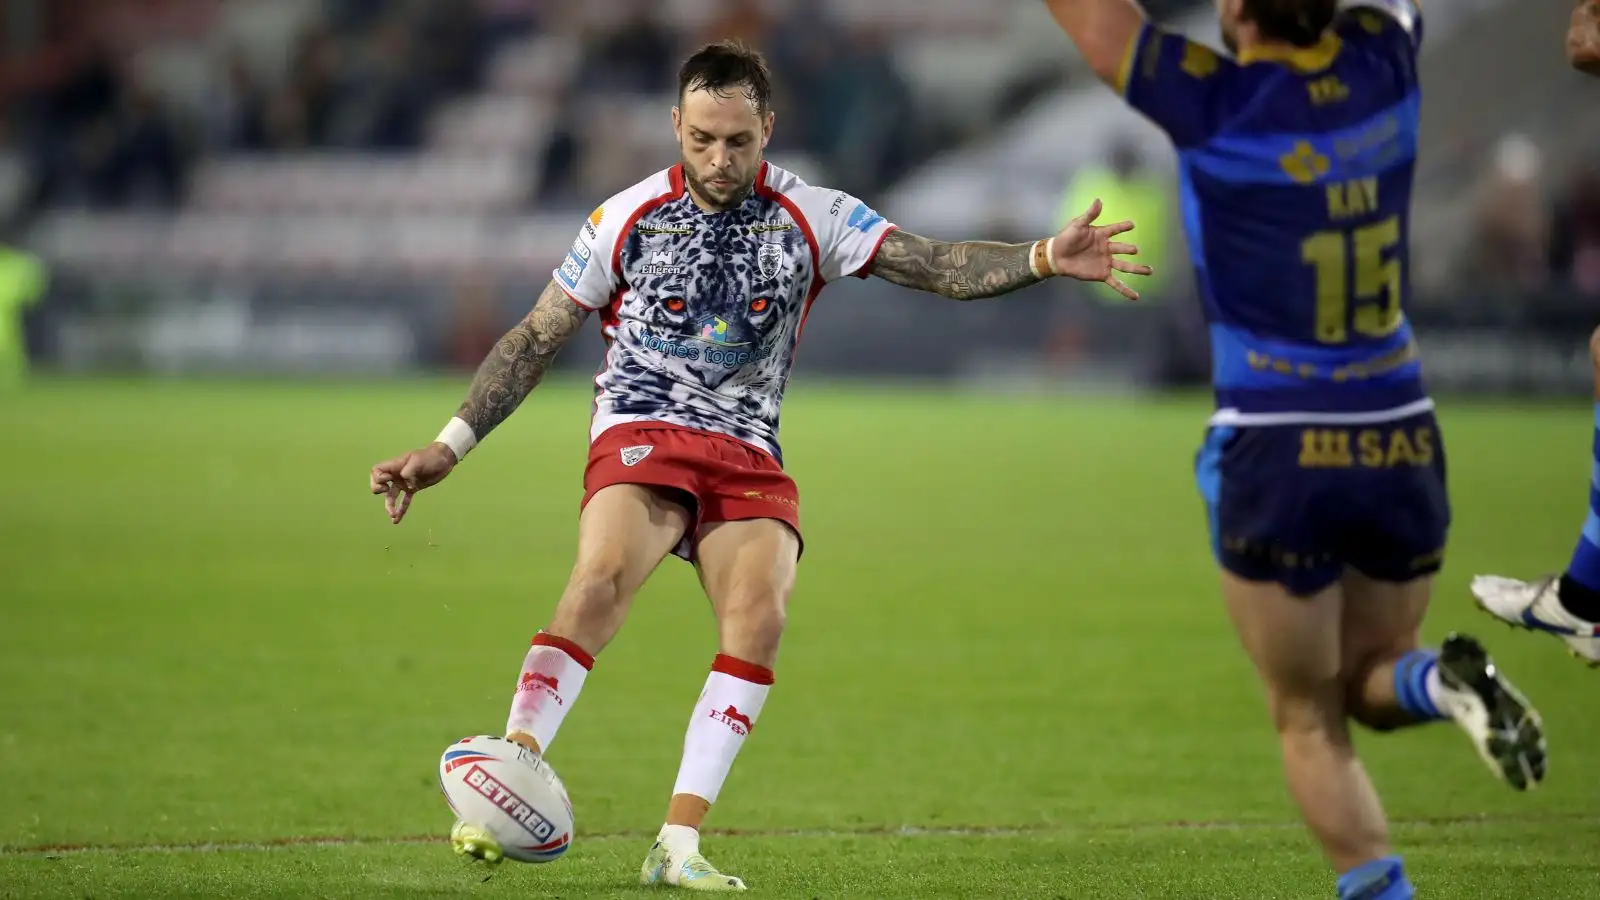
top-left (1194, 411), bottom-right (1451, 596)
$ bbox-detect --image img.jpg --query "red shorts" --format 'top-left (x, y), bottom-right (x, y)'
top-left (582, 422), bottom-right (802, 562)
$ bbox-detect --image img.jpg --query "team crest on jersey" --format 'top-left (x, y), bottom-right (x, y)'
top-left (620, 445), bottom-right (653, 467)
top-left (756, 243), bottom-right (784, 280)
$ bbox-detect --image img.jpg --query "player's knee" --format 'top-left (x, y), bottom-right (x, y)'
top-left (716, 586), bottom-right (788, 661)
top-left (1345, 695), bottom-right (1401, 733)
top-left (555, 557), bottom-right (631, 625)
top-left (1265, 682), bottom-right (1346, 740)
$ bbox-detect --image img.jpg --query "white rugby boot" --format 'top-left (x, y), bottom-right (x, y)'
top-left (1470, 574), bottom-right (1600, 666)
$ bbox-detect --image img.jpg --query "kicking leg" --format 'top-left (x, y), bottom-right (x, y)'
top-left (505, 483), bottom-right (692, 754)
top-left (1221, 572), bottom-right (1414, 899)
top-left (453, 484), bottom-right (690, 862)
top-left (1343, 571), bottom-right (1546, 791)
top-left (641, 518), bottom-right (798, 892)
top-left (1471, 324), bottom-right (1600, 664)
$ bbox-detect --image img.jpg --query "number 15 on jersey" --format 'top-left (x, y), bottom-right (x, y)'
top-left (1303, 174), bottom-right (1406, 345)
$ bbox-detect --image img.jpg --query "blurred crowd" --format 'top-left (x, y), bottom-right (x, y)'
top-left (1458, 134), bottom-right (1600, 302)
top-left (2, 0), bottom-right (1595, 301)
top-left (0, 0), bottom-right (922, 222)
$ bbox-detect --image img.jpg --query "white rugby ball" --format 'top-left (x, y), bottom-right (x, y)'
top-left (438, 735), bottom-right (573, 863)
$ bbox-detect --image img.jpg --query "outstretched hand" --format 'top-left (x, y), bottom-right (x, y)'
top-left (369, 443), bottom-right (458, 524)
top-left (1049, 198), bottom-right (1155, 301)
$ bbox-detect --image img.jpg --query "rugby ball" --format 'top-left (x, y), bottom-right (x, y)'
top-left (438, 735), bottom-right (573, 863)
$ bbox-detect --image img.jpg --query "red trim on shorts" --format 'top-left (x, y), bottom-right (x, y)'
top-left (533, 631), bottom-right (596, 670)
top-left (712, 653), bottom-right (775, 685)
top-left (852, 224), bottom-right (900, 279)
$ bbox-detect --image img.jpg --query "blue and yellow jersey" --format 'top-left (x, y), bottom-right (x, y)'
top-left (1121, 0), bottom-right (1425, 425)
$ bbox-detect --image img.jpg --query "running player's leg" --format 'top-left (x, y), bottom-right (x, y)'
top-left (1342, 571), bottom-right (1545, 791)
top-left (1471, 325), bottom-right (1600, 664)
top-left (453, 483), bottom-right (692, 863)
top-left (503, 483), bottom-right (692, 754)
top-left (1221, 574), bottom-right (1405, 888)
top-left (1203, 423), bottom-right (1418, 898)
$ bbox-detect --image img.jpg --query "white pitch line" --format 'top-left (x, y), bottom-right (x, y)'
top-left (5, 814), bottom-right (1594, 858)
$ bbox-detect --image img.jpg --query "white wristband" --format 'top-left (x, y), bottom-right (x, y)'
top-left (435, 417), bottom-right (478, 462)
top-left (1029, 237), bottom-right (1057, 279)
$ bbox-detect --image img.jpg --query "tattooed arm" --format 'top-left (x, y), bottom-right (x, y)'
top-left (455, 280), bottom-right (592, 442)
top-left (1571, 0), bottom-right (1600, 74)
top-left (867, 230), bottom-right (1047, 301)
top-left (868, 200), bottom-right (1153, 302)
top-left (368, 280), bottom-right (591, 524)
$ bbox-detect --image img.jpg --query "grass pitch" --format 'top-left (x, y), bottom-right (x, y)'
top-left (0, 378), bottom-right (1596, 898)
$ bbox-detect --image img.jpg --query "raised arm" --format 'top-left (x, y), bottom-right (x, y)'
top-left (868, 199), bottom-right (1152, 302)
top-left (1041, 0), bottom-right (1149, 90)
top-left (455, 280), bottom-right (592, 443)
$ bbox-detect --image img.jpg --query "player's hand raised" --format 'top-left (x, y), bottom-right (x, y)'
top-left (1049, 198), bottom-right (1154, 301)
top-left (369, 443), bottom-right (458, 524)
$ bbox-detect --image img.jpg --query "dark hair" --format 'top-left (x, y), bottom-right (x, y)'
top-left (677, 40), bottom-right (773, 113)
top-left (1242, 0), bottom-right (1338, 47)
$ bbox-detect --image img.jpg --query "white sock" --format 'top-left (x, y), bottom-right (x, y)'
top-left (670, 654), bottom-right (773, 806)
top-left (505, 632), bottom-right (594, 753)
top-left (658, 823), bottom-right (700, 858)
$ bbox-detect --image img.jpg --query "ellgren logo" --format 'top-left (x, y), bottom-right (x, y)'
top-left (639, 249), bottom-right (686, 277)
top-left (709, 705), bottom-right (755, 736)
top-left (846, 202), bottom-right (884, 233)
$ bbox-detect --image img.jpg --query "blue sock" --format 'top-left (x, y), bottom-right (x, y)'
top-left (1337, 856), bottom-right (1415, 900)
top-left (1392, 650), bottom-right (1444, 721)
top-left (1565, 401), bottom-right (1600, 593)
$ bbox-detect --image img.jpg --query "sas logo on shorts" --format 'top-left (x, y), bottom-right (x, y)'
top-left (620, 446), bottom-right (653, 466)
top-left (846, 202), bottom-right (884, 233)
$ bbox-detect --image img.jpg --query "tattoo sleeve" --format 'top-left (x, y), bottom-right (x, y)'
top-left (867, 230), bottom-right (1045, 301)
top-left (455, 280), bottom-right (592, 441)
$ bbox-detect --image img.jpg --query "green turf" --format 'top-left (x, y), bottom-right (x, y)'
top-left (1, 377), bottom-right (1596, 898)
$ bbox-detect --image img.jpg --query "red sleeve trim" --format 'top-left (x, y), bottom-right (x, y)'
top-left (851, 224), bottom-right (900, 279)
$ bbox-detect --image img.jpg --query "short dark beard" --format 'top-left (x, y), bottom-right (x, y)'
top-left (682, 159), bottom-right (756, 212)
